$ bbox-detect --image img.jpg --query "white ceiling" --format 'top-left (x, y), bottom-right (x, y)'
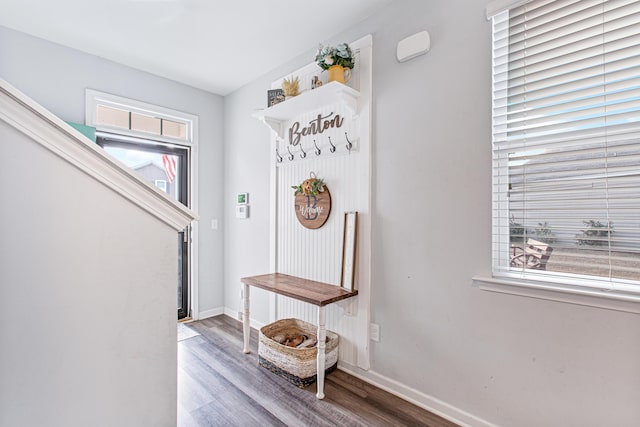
top-left (0, 0), bottom-right (393, 95)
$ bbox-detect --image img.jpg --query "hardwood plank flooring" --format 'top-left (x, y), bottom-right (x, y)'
top-left (178, 315), bottom-right (458, 427)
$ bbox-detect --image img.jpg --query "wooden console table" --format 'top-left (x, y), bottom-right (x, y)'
top-left (240, 273), bottom-right (358, 399)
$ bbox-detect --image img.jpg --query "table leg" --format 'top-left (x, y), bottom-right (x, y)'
top-left (316, 306), bottom-right (326, 399)
top-left (243, 283), bottom-right (251, 354)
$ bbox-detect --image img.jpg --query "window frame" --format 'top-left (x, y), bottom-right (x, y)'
top-left (476, 0), bottom-right (640, 312)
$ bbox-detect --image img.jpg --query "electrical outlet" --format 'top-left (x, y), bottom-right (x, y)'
top-left (370, 323), bottom-right (380, 342)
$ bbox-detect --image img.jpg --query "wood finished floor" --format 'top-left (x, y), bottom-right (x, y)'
top-left (178, 315), bottom-right (458, 427)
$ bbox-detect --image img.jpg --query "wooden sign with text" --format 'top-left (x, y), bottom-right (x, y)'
top-left (289, 112), bottom-right (344, 146)
top-left (295, 187), bottom-right (331, 229)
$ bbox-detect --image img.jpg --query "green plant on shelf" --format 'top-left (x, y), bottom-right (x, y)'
top-left (315, 43), bottom-right (355, 70)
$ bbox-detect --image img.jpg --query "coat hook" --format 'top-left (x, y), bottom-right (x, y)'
top-left (276, 147), bottom-right (283, 163)
top-left (299, 143), bottom-right (307, 159)
top-left (345, 132), bottom-right (353, 152)
top-left (287, 145), bottom-right (294, 161)
top-left (328, 136), bottom-right (336, 153)
top-left (313, 140), bottom-right (321, 156)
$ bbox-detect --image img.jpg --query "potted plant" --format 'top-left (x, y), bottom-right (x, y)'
top-left (315, 43), bottom-right (355, 84)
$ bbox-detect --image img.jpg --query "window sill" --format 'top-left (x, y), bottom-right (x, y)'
top-left (473, 276), bottom-right (640, 315)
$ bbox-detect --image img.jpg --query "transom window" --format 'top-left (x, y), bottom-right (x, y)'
top-left (86, 89), bottom-right (193, 143)
top-left (94, 105), bottom-right (188, 140)
top-left (490, 0), bottom-right (640, 297)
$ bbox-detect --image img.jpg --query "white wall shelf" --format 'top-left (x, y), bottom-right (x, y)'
top-left (252, 81), bottom-right (360, 139)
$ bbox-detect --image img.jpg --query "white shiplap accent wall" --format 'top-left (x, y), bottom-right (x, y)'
top-left (269, 35), bottom-right (372, 369)
top-left (276, 146), bottom-right (363, 365)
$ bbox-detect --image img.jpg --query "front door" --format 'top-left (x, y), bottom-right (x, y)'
top-left (97, 134), bottom-right (191, 319)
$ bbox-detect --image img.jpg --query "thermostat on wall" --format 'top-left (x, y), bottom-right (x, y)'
top-left (236, 205), bottom-right (249, 219)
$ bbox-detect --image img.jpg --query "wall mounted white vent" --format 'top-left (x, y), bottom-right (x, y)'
top-left (396, 31), bottom-right (430, 62)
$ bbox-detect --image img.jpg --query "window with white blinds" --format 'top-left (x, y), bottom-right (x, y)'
top-left (491, 0), bottom-right (640, 296)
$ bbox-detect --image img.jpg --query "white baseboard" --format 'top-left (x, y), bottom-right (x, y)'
top-left (222, 307), bottom-right (266, 330)
top-left (337, 362), bottom-right (494, 427)
top-left (223, 307), bottom-right (242, 322)
top-left (198, 307), bottom-right (224, 320)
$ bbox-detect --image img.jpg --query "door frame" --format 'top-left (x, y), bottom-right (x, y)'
top-left (97, 134), bottom-right (191, 319)
top-left (86, 89), bottom-right (199, 320)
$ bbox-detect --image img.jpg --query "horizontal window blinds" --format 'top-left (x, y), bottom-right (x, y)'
top-left (491, 0), bottom-right (640, 293)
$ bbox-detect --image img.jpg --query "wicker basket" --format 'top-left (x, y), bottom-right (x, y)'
top-left (258, 318), bottom-right (339, 388)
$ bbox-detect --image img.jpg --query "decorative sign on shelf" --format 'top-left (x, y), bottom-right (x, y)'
top-left (289, 112), bottom-right (344, 146)
top-left (267, 89), bottom-right (285, 107)
top-left (292, 173), bottom-right (331, 229)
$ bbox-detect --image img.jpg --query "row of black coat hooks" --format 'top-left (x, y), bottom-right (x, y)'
top-left (276, 132), bottom-right (355, 163)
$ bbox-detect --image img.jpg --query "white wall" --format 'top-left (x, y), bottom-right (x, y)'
top-left (0, 119), bottom-right (180, 426)
top-left (223, 0), bottom-right (640, 425)
top-left (0, 25), bottom-right (225, 317)
top-left (222, 77), bottom-right (273, 323)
